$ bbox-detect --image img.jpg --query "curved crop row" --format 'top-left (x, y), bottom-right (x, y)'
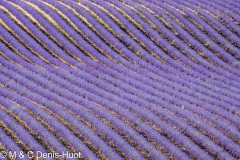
top-left (0, 0), bottom-right (240, 159)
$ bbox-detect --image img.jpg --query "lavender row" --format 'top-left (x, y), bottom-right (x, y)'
top-left (0, 88), bottom-right (100, 159)
top-left (1, 23), bottom-right (240, 139)
top-left (133, 0), bottom-right (239, 84)
top-left (0, 70), bottom-right (104, 160)
top-left (5, 0), bottom-right (240, 95)
top-left (0, 96), bottom-right (94, 160)
top-left (1, 51), bottom-right (238, 159)
top-left (34, 0), bottom-right (141, 72)
top-left (1, 0), bottom-right (240, 152)
top-left (30, 0), bottom-right (153, 77)
top-left (144, 0), bottom-right (237, 72)
top-left (25, 0), bottom-right (128, 73)
top-left (8, 0), bottom-right (86, 67)
top-left (2, 36), bottom-right (240, 126)
top-left (0, 0), bottom-right (239, 159)
top-left (102, 0), bottom-right (208, 77)
top-left (0, 61), bottom-right (192, 159)
top-left (0, 76), bottom-right (119, 160)
top-left (111, 0), bottom-right (240, 87)
top-left (19, 0), bottom-right (138, 76)
top-left (6, 0), bottom-right (240, 100)
top-left (0, 105), bottom-right (47, 157)
top-left (186, 0), bottom-right (240, 37)
top-left (137, 0), bottom-right (240, 90)
top-left (0, 26), bottom-right (64, 69)
top-left (103, 0), bottom-right (221, 80)
top-left (44, 0), bottom-right (147, 73)
top-left (172, 1), bottom-right (240, 65)
top-left (209, 0), bottom-right (240, 15)
top-left (145, 0), bottom-right (240, 77)
top-left (92, 0), bottom-right (204, 76)
top-left (0, 46), bottom-right (210, 159)
top-left (87, 0), bottom-right (240, 103)
top-left (0, 10), bottom-right (68, 69)
top-left (0, 42), bottom-right (197, 159)
top-left (165, 0), bottom-right (239, 68)
top-left (0, 86), bottom-right (78, 155)
top-left (0, 79), bottom-right (230, 159)
top-left (0, 61), bottom-right (148, 159)
top-left (4, 35), bottom-right (240, 125)
top-left (12, 55), bottom-right (240, 158)
top-left (94, 0), bottom-right (240, 92)
top-left (0, 38), bottom-right (239, 143)
top-left (0, 101), bottom-right (59, 160)
top-left (0, 1), bottom-right (82, 68)
top-left (92, 0), bottom-right (240, 107)
top-left (1, 62), bottom-right (232, 159)
top-left (173, 0), bottom-right (240, 58)
top-left (195, 0), bottom-right (240, 24)
top-left (0, 126), bottom-right (30, 160)
top-left (0, 31), bottom-right (236, 159)
top-left (220, 0), bottom-right (240, 14)
top-left (0, 56), bottom-right (173, 159)
top-left (185, 0), bottom-right (240, 39)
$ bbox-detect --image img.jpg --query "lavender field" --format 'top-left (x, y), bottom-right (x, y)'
top-left (0, 0), bottom-right (240, 159)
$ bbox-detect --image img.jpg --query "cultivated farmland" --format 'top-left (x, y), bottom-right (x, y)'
top-left (0, 0), bottom-right (240, 159)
